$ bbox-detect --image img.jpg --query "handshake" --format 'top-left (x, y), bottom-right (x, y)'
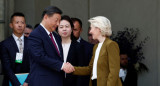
top-left (62, 62), bottom-right (75, 73)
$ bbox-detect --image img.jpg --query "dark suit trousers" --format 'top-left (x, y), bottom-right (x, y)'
top-left (92, 79), bottom-right (97, 86)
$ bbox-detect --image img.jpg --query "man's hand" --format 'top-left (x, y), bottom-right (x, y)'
top-left (62, 62), bottom-right (75, 73)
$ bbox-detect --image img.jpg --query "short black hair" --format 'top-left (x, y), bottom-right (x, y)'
top-left (26, 24), bottom-right (33, 30)
top-left (10, 12), bottom-right (25, 23)
top-left (71, 17), bottom-right (82, 28)
top-left (42, 6), bottom-right (62, 19)
top-left (61, 15), bottom-right (74, 29)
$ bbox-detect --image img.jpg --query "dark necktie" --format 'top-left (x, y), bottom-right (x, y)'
top-left (49, 33), bottom-right (60, 56)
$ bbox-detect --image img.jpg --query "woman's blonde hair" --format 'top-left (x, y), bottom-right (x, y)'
top-left (88, 16), bottom-right (112, 36)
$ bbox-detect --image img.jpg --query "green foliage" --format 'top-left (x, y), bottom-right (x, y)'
top-left (111, 27), bottom-right (149, 73)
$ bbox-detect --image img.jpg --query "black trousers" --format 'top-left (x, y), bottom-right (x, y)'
top-left (92, 79), bottom-right (97, 86)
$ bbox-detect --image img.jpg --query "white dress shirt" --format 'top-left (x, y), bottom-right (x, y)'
top-left (119, 68), bottom-right (127, 81)
top-left (91, 41), bottom-right (104, 80)
top-left (12, 34), bottom-right (24, 53)
top-left (77, 37), bottom-right (81, 43)
top-left (62, 43), bottom-right (71, 63)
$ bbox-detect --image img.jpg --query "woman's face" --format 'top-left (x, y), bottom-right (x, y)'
top-left (89, 24), bottom-right (101, 40)
top-left (58, 20), bottom-right (72, 38)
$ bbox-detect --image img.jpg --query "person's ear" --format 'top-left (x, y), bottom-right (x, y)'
top-left (9, 23), bottom-right (13, 29)
top-left (44, 14), bottom-right (48, 20)
top-left (80, 28), bottom-right (83, 33)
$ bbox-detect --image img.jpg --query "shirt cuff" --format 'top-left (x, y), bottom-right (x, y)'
top-left (61, 62), bottom-right (64, 70)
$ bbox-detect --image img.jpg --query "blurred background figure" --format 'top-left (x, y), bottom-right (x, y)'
top-left (1, 12), bottom-right (30, 86)
top-left (71, 17), bottom-right (93, 86)
top-left (24, 24), bottom-right (33, 37)
top-left (119, 53), bottom-right (137, 86)
top-left (88, 27), bottom-right (99, 44)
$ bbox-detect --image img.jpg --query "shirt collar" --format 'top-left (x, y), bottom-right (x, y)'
top-left (77, 37), bottom-right (81, 43)
top-left (40, 23), bottom-right (51, 35)
top-left (12, 33), bottom-right (24, 41)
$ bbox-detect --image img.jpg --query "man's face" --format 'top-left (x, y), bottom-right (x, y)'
top-left (24, 28), bottom-right (32, 37)
top-left (120, 54), bottom-right (128, 69)
top-left (88, 33), bottom-right (93, 43)
top-left (10, 16), bottom-right (26, 36)
top-left (88, 29), bottom-right (99, 44)
top-left (73, 21), bottom-right (82, 39)
top-left (45, 13), bottom-right (61, 32)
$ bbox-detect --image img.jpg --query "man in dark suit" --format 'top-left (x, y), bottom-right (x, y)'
top-left (71, 18), bottom-right (94, 86)
top-left (24, 24), bottom-right (33, 37)
top-left (28, 6), bottom-right (74, 86)
top-left (1, 12), bottom-right (30, 86)
top-left (119, 53), bottom-right (137, 86)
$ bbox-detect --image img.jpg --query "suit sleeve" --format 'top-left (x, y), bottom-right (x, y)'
top-left (1, 44), bottom-right (21, 86)
top-left (73, 45), bottom-right (96, 76)
top-left (24, 50), bottom-right (30, 83)
top-left (107, 42), bottom-right (121, 86)
top-left (73, 57), bottom-right (93, 76)
top-left (73, 46), bottom-right (97, 75)
top-left (28, 33), bottom-right (63, 72)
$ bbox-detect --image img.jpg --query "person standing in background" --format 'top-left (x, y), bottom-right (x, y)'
top-left (119, 53), bottom-right (137, 86)
top-left (71, 17), bottom-right (94, 86)
top-left (24, 24), bottom-right (33, 37)
top-left (1, 12), bottom-right (30, 86)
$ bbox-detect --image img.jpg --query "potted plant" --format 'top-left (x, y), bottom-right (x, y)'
top-left (111, 27), bottom-right (149, 73)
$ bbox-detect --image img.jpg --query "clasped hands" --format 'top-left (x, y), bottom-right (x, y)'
top-left (62, 62), bottom-right (75, 73)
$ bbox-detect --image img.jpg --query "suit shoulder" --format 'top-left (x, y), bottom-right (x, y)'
top-left (53, 32), bottom-right (61, 38)
top-left (30, 28), bottom-right (40, 35)
top-left (105, 38), bottom-right (118, 45)
top-left (81, 38), bottom-right (94, 47)
top-left (24, 36), bottom-right (28, 40)
top-left (71, 41), bottom-right (80, 48)
top-left (103, 38), bottom-right (119, 51)
top-left (29, 28), bottom-right (43, 40)
top-left (1, 36), bottom-right (13, 46)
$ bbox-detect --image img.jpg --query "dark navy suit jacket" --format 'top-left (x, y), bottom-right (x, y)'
top-left (28, 25), bottom-right (64, 86)
top-left (120, 64), bottom-right (137, 86)
top-left (79, 38), bottom-right (93, 66)
top-left (1, 36), bottom-right (30, 86)
top-left (76, 38), bottom-right (94, 86)
top-left (64, 41), bottom-right (81, 86)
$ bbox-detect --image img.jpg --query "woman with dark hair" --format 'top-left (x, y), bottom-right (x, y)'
top-left (57, 15), bottom-right (80, 86)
